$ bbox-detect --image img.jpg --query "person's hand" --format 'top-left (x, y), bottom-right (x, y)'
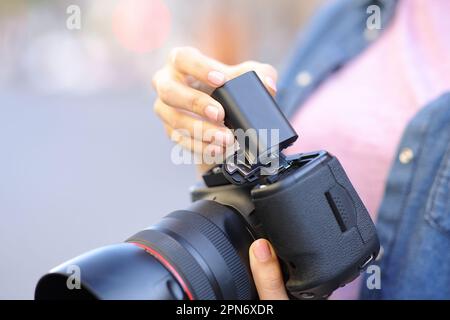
top-left (249, 239), bottom-right (289, 300)
top-left (152, 47), bottom-right (278, 173)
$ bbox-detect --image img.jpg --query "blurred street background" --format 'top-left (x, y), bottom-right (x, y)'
top-left (0, 0), bottom-right (324, 298)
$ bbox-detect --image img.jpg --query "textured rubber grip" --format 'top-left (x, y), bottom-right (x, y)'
top-left (251, 152), bottom-right (380, 299)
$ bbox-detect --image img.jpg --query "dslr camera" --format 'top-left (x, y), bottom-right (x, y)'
top-left (35, 72), bottom-right (379, 300)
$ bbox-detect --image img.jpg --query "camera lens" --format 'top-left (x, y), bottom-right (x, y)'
top-left (35, 200), bottom-right (257, 300)
top-left (35, 243), bottom-right (187, 300)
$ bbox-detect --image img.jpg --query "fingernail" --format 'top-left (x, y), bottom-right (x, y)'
top-left (265, 76), bottom-right (277, 92)
top-left (205, 105), bottom-right (220, 121)
top-left (252, 239), bottom-right (272, 262)
top-left (208, 71), bottom-right (225, 86)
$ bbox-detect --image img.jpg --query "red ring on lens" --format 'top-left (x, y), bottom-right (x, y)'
top-left (130, 242), bottom-right (194, 300)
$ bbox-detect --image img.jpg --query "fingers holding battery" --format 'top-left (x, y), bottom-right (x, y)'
top-left (154, 99), bottom-right (234, 147)
top-left (152, 67), bottom-right (225, 122)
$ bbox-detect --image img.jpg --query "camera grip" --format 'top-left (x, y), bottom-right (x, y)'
top-left (251, 152), bottom-right (379, 299)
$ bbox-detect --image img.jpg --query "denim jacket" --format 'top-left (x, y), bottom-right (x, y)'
top-left (276, 0), bottom-right (450, 299)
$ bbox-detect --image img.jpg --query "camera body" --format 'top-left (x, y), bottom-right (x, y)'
top-left (192, 150), bottom-right (379, 299)
top-left (193, 72), bottom-right (380, 299)
top-left (35, 72), bottom-right (379, 300)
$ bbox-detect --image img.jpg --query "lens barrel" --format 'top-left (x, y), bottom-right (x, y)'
top-left (35, 200), bottom-right (257, 300)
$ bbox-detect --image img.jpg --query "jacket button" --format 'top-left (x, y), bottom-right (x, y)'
top-left (296, 71), bottom-right (312, 87)
top-left (399, 147), bottom-right (414, 164)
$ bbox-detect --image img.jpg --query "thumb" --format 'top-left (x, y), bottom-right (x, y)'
top-left (249, 239), bottom-right (289, 300)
